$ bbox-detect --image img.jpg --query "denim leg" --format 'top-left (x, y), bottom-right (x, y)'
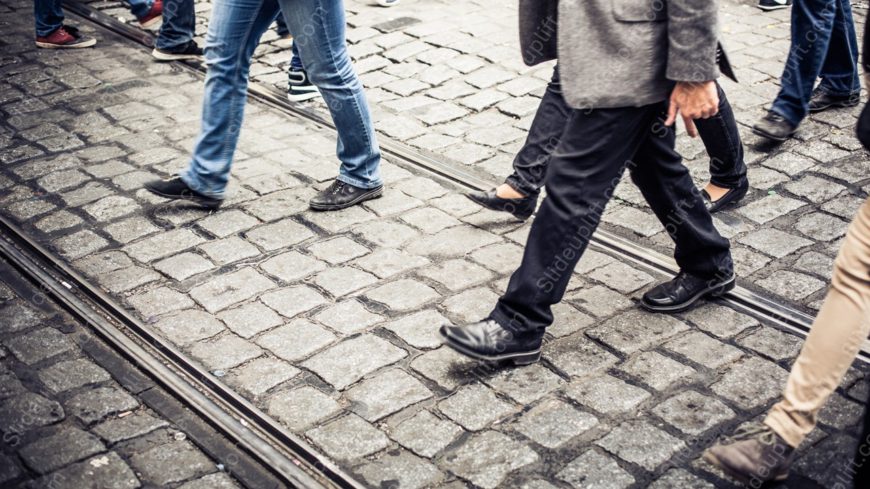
top-left (181, 0), bottom-right (280, 198)
top-left (34, 0), bottom-right (64, 37)
top-left (279, 0), bottom-right (382, 189)
top-left (126, 0), bottom-right (154, 18)
top-left (817, 0), bottom-right (860, 96)
top-left (275, 11), bottom-right (289, 37)
top-left (490, 105), bottom-right (657, 333)
top-left (155, 0), bottom-right (196, 50)
top-left (290, 42), bottom-right (304, 71)
top-left (505, 65), bottom-right (571, 197)
top-left (771, 0), bottom-right (839, 126)
top-left (695, 82), bottom-right (746, 189)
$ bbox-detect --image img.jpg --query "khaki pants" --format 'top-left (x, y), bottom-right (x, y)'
top-left (765, 197), bottom-right (870, 448)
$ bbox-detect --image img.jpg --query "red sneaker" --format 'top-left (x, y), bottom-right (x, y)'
top-left (35, 25), bottom-right (97, 49)
top-left (138, 0), bottom-right (163, 29)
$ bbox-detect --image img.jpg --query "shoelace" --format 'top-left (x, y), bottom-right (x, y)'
top-left (766, 112), bottom-right (785, 123)
top-left (723, 422), bottom-right (776, 446)
top-left (330, 181), bottom-right (347, 195)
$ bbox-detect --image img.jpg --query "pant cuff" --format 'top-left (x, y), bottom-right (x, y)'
top-left (179, 171), bottom-right (226, 199)
top-left (763, 412), bottom-right (803, 449)
top-left (336, 173), bottom-right (382, 190)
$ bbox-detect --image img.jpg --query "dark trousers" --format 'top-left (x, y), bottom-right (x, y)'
top-left (155, 0), bottom-right (196, 50)
top-left (771, 0), bottom-right (860, 126)
top-left (491, 93), bottom-right (733, 333)
top-left (506, 67), bottom-right (746, 197)
top-left (853, 391), bottom-right (870, 487)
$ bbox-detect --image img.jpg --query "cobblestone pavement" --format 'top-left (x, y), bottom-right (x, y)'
top-left (0, 260), bottom-right (242, 488)
top-left (1, 0), bottom-right (870, 487)
top-left (87, 0), bottom-right (870, 312)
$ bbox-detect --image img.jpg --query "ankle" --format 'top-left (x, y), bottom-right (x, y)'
top-left (495, 184), bottom-right (527, 199)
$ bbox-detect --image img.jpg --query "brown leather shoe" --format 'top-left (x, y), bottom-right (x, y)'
top-left (703, 422), bottom-right (795, 486)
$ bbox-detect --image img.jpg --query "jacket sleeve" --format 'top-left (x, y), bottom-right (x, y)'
top-left (666, 0), bottom-right (721, 82)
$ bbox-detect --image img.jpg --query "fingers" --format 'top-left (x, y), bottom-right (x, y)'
top-left (665, 98), bottom-right (678, 127)
top-left (683, 116), bottom-right (698, 138)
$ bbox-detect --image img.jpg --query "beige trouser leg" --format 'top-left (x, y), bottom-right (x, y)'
top-left (764, 196), bottom-right (870, 449)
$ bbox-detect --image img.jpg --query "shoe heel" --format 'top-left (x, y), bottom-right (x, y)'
top-left (510, 351), bottom-right (541, 366)
top-left (709, 279), bottom-right (736, 298)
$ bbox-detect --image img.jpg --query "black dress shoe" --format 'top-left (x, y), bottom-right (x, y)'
top-left (144, 176), bottom-right (222, 209)
top-left (808, 89), bottom-right (860, 113)
top-left (641, 271), bottom-right (736, 313)
top-left (752, 112), bottom-right (797, 141)
top-left (702, 180), bottom-right (749, 214)
top-left (439, 319), bottom-right (543, 365)
top-left (466, 188), bottom-right (537, 221)
top-left (309, 179), bottom-right (383, 211)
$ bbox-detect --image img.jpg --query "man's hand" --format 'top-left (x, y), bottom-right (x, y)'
top-left (665, 81), bottom-right (719, 137)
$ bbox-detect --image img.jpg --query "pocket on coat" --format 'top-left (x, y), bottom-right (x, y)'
top-left (612, 0), bottom-right (667, 22)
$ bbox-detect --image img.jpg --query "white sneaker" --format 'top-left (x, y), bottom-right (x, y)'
top-left (377, 0), bottom-right (400, 6)
top-left (757, 0), bottom-right (792, 11)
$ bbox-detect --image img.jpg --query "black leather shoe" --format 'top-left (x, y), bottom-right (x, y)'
top-left (641, 271), bottom-right (736, 313)
top-left (808, 89), bottom-right (860, 113)
top-left (309, 179), bottom-right (383, 211)
top-left (466, 188), bottom-right (537, 221)
top-left (702, 180), bottom-right (749, 214)
top-left (752, 112), bottom-right (797, 141)
top-left (439, 319), bottom-right (543, 365)
top-left (144, 176), bottom-right (222, 209)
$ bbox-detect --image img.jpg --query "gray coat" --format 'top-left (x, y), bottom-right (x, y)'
top-left (519, 0), bottom-right (722, 110)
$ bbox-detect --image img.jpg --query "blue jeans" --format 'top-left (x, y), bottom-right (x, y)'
top-left (275, 12), bottom-right (289, 37)
top-left (290, 43), bottom-right (304, 71)
top-left (772, 0), bottom-right (860, 126)
top-left (156, 0), bottom-right (195, 50)
top-left (34, 0), bottom-right (153, 36)
top-left (182, 0), bottom-right (382, 198)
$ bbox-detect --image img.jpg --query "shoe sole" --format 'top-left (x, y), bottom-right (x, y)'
top-left (287, 90), bottom-right (322, 102)
top-left (308, 187), bottom-right (383, 211)
top-left (808, 99), bottom-right (860, 113)
top-left (464, 193), bottom-right (533, 221)
top-left (145, 186), bottom-right (222, 210)
top-left (36, 39), bottom-right (97, 49)
top-left (641, 275), bottom-right (736, 313)
top-left (708, 184), bottom-right (749, 214)
top-left (752, 125), bottom-right (794, 142)
top-left (757, 4), bottom-right (790, 10)
top-left (438, 330), bottom-right (542, 366)
top-left (151, 48), bottom-right (201, 61)
top-left (702, 450), bottom-right (789, 485)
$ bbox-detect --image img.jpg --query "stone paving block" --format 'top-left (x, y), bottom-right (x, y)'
top-left (97, 265), bottom-right (160, 293)
top-left (514, 399), bottom-right (598, 449)
top-left (38, 358), bottom-right (112, 394)
top-left (34, 210), bottom-right (84, 233)
top-left (652, 391), bottom-right (735, 436)
top-left (53, 230), bottom-right (109, 260)
top-left (267, 386), bottom-right (341, 432)
top-left (596, 420), bottom-right (685, 471)
top-left (441, 287), bottom-right (499, 323)
top-left (306, 414), bottom-right (390, 461)
top-left (438, 384), bottom-right (516, 431)
top-left (418, 259), bottom-right (493, 291)
top-left (177, 473), bottom-right (241, 489)
top-left (565, 374), bottom-right (651, 415)
top-left (256, 319), bottom-right (336, 362)
top-left (556, 449), bottom-right (636, 489)
top-left (0, 392), bottom-right (65, 435)
top-left (399, 206), bottom-right (463, 235)
top-left (196, 209), bottom-right (260, 238)
top-left (312, 266), bottom-right (379, 297)
top-left (0, 301), bottom-right (46, 334)
top-left (544, 333), bottom-right (619, 379)
top-left (565, 285), bottom-right (634, 318)
top-left (648, 469), bottom-right (715, 489)
top-left (711, 357), bottom-right (790, 410)
top-left (365, 279), bottom-right (440, 311)
top-left (190, 267), bottom-right (276, 313)
top-left (405, 225), bottom-right (501, 257)
top-left (188, 334), bottom-right (263, 371)
top-left (245, 218), bottom-right (315, 251)
top-left (619, 351), bottom-right (696, 390)
top-left (469, 242), bottom-right (523, 274)
top-left (66, 386), bottom-right (139, 425)
top-left (738, 228), bottom-right (813, 258)
top-left (127, 286), bottom-right (194, 318)
top-left (125, 228), bottom-right (205, 263)
top-left (547, 303), bottom-right (595, 338)
top-left (154, 309), bottom-right (225, 346)
top-left (818, 393), bottom-right (864, 429)
top-left (5, 327), bottom-right (74, 365)
top-left (664, 331), bottom-right (744, 369)
top-left (738, 194), bottom-right (807, 224)
top-left (261, 285), bottom-right (327, 319)
top-left (794, 250), bottom-right (836, 277)
top-left (485, 364), bottom-right (565, 404)
top-left (588, 261), bottom-right (656, 294)
top-left (683, 304), bottom-right (759, 338)
top-left (353, 248), bottom-right (430, 279)
top-left (355, 450), bottom-right (443, 489)
top-left (301, 334), bottom-right (407, 390)
top-left (307, 236), bottom-right (370, 265)
top-left (198, 236), bottom-right (260, 265)
top-left (20, 426), bottom-right (105, 474)
top-left (313, 299), bottom-right (382, 335)
top-left (130, 440), bottom-right (214, 486)
top-left (225, 357), bottom-right (299, 398)
top-left (756, 270), bottom-right (826, 302)
top-left (82, 195), bottom-right (140, 222)
top-left (218, 302), bottom-right (283, 338)
top-left (346, 369), bottom-right (432, 421)
top-left (441, 430), bottom-right (539, 489)
top-left (784, 174), bottom-right (847, 203)
top-left (737, 326), bottom-right (804, 362)
top-left (388, 410), bottom-right (463, 457)
top-left (92, 411), bottom-right (169, 444)
top-left (382, 310), bottom-right (446, 349)
top-left (795, 211), bottom-right (849, 242)
top-left (153, 252), bottom-right (214, 281)
top-left (260, 250), bottom-right (326, 283)
top-left (302, 206), bottom-right (376, 234)
top-left (103, 217), bottom-right (161, 244)
top-left (60, 181), bottom-right (114, 207)
top-left (32, 452), bottom-right (139, 489)
top-left (792, 433), bottom-right (859, 487)
top-left (586, 309), bottom-right (689, 355)
top-left (352, 219), bottom-right (421, 248)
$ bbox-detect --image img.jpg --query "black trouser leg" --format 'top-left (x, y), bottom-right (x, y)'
top-left (853, 390), bottom-right (870, 487)
top-left (491, 104), bottom-right (661, 333)
top-left (504, 66), bottom-right (571, 197)
top-left (695, 82), bottom-right (747, 189)
top-left (628, 110), bottom-right (734, 279)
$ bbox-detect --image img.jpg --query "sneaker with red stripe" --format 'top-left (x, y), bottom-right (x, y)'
top-left (35, 25), bottom-right (97, 49)
top-left (138, 0), bottom-right (163, 30)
